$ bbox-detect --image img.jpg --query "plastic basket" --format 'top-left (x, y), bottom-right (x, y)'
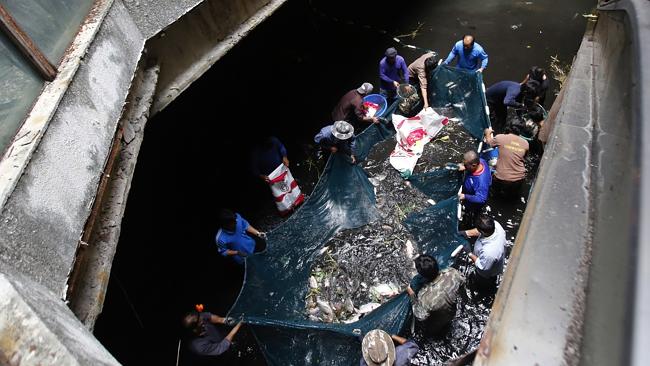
top-left (396, 83), bottom-right (416, 99)
top-left (363, 94), bottom-right (388, 117)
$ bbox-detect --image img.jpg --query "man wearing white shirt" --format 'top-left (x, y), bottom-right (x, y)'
top-left (461, 214), bottom-right (506, 286)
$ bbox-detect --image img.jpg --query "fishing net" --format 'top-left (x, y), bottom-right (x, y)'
top-left (227, 67), bottom-right (489, 365)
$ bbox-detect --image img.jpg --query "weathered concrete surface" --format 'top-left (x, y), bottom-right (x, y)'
top-left (149, 0), bottom-right (285, 114)
top-left (0, 272), bottom-right (118, 365)
top-left (0, 0), bottom-right (145, 296)
top-left (68, 63), bottom-right (160, 329)
top-left (122, 0), bottom-right (204, 38)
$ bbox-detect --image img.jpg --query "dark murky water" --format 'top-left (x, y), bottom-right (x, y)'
top-left (94, 0), bottom-right (594, 365)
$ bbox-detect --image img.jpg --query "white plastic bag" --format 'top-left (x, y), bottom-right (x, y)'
top-left (389, 108), bottom-right (448, 177)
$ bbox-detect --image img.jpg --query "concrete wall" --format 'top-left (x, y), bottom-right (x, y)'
top-left (0, 0), bottom-right (287, 363)
top-left (0, 0), bottom-right (145, 298)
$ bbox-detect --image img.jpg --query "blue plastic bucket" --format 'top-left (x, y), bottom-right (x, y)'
top-left (363, 94), bottom-right (388, 117)
top-left (481, 147), bottom-right (499, 167)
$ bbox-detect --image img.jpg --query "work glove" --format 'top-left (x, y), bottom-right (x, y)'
top-left (224, 317), bottom-right (237, 326)
top-left (258, 232), bottom-right (267, 240)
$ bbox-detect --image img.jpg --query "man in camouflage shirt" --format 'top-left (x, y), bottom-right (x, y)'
top-left (410, 262), bottom-right (465, 335)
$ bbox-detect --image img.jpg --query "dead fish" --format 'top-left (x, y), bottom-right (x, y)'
top-left (309, 276), bottom-right (318, 289)
top-left (344, 298), bottom-right (355, 313)
top-left (343, 313), bottom-right (362, 324)
top-left (309, 315), bottom-right (320, 322)
top-left (317, 299), bottom-right (334, 316)
top-left (358, 302), bottom-right (381, 314)
top-left (370, 283), bottom-right (400, 298)
top-left (405, 240), bottom-right (415, 259)
top-left (369, 177), bottom-right (381, 187)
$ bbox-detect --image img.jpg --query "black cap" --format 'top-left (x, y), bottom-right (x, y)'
top-left (385, 47), bottom-right (398, 58)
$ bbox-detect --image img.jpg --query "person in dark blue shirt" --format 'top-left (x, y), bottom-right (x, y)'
top-left (443, 35), bottom-right (489, 72)
top-left (215, 209), bottom-right (266, 265)
top-left (250, 136), bottom-right (289, 183)
top-left (458, 150), bottom-right (492, 224)
top-left (521, 66), bottom-right (550, 106)
top-left (379, 47), bottom-right (410, 102)
top-left (486, 80), bottom-right (540, 131)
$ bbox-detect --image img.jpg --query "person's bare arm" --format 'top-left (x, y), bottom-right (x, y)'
top-left (282, 156), bottom-right (289, 167)
top-left (391, 334), bottom-right (408, 345)
top-left (421, 86), bottom-right (429, 108)
top-left (468, 252), bottom-right (479, 264)
top-left (463, 228), bottom-right (481, 238)
top-left (406, 286), bottom-right (415, 297)
top-left (225, 322), bottom-right (243, 342)
top-left (246, 226), bottom-right (262, 236)
top-left (484, 128), bottom-right (495, 145)
top-left (225, 249), bottom-right (242, 256)
top-left (210, 314), bottom-right (226, 324)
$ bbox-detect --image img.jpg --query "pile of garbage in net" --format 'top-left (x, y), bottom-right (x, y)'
top-left (227, 65), bottom-right (491, 366)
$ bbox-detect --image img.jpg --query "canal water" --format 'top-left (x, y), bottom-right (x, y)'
top-left (93, 0), bottom-right (594, 365)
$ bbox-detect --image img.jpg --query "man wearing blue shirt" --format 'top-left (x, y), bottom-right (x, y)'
top-left (486, 79), bottom-right (540, 130)
top-left (215, 209), bottom-right (266, 264)
top-left (458, 150), bottom-right (492, 226)
top-left (379, 47), bottom-right (410, 101)
top-left (443, 35), bottom-right (488, 72)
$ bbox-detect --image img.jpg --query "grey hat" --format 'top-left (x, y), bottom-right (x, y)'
top-left (362, 330), bottom-right (395, 366)
top-left (357, 82), bottom-right (374, 95)
top-left (332, 121), bottom-right (354, 140)
top-left (385, 47), bottom-right (398, 58)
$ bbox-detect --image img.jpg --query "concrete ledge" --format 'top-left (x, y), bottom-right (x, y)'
top-left (0, 272), bottom-right (118, 365)
top-left (150, 0), bottom-right (287, 114)
top-left (0, 0), bottom-right (145, 296)
top-left (474, 18), bottom-right (597, 366)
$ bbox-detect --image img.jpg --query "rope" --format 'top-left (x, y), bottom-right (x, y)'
top-left (307, 0), bottom-right (438, 57)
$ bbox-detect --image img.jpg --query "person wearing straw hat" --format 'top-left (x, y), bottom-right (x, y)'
top-left (360, 329), bottom-right (419, 366)
top-left (379, 47), bottom-right (409, 102)
top-left (314, 121), bottom-right (357, 164)
top-left (332, 82), bottom-right (380, 129)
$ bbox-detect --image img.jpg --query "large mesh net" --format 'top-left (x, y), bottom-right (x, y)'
top-left (227, 66), bottom-right (490, 365)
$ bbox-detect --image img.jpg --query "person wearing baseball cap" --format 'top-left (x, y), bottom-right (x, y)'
top-left (314, 121), bottom-right (357, 164)
top-left (332, 82), bottom-right (379, 129)
top-left (360, 329), bottom-right (419, 366)
top-left (379, 47), bottom-right (409, 102)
